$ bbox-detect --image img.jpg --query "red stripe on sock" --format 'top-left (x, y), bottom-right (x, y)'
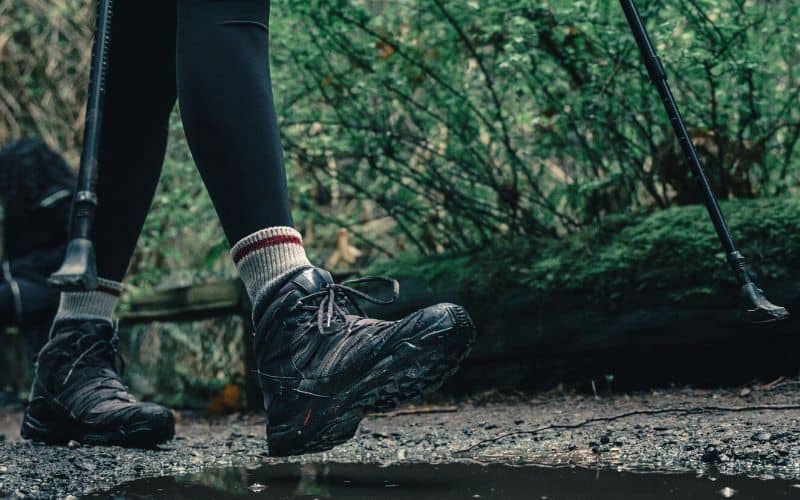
top-left (232, 234), bottom-right (303, 264)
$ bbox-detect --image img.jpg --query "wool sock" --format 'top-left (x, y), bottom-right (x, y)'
top-left (230, 226), bottom-right (312, 319)
top-left (53, 278), bottom-right (124, 326)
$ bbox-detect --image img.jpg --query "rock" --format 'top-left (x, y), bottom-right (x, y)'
top-left (753, 432), bottom-right (771, 443)
top-left (0, 465), bottom-right (7, 474)
top-left (69, 457), bottom-right (96, 472)
top-left (67, 440), bottom-right (80, 449)
top-left (738, 388), bottom-right (751, 397)
top-left (719, 486), bottom-right (736, 498)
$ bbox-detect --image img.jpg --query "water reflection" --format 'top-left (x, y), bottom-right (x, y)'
top-left (87, 462), bottom-right (800, 499)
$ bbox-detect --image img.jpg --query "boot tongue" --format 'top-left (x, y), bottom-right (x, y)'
top-left (283, 267), bottom-right (333, 295)
top-left (45, 321), bottom-right (117, 388)
top-left (253, 267), bottom-right (336, 346)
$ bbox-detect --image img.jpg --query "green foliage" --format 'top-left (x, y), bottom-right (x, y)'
top-left (126, 112), bottom-right (232, 289)
top-left (120, 316), bottom-right (246, 408)
top-left (369, 197), bottom-right (800, 307)
top-left (1, 0), bottom-right (798, 287)
top-left (273, 0), bottom-right (800, 253)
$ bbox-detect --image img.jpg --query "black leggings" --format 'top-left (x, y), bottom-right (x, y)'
top-left (94, 0), bottom-right (292, 282)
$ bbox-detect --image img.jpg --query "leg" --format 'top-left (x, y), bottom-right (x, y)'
top-left (175, 0), bottom-right (475, 456)
top-left (176, 0), bottom-right (292, 244)
top-left (93, 1), bottom-right (179, 281)
top-left (21, 2), bottom-right (178, 448)
top-left (177, 0), bottom-right (308, 316)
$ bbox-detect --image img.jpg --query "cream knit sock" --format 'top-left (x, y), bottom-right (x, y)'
top-left (53, 278), bottom-right (124, 325)
top-left (231, 226), bottom-right (312, 314)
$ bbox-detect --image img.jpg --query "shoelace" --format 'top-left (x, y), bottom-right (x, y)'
top-left (291, 276), bottom-right (400, 335)
top-left (62, 325), bottom-right (125, 385)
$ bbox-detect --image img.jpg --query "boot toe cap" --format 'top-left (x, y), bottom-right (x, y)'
top-left (120, 402), bottom-right (175, 447)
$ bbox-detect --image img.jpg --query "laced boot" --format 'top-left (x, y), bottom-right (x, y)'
top-left (254, 267), bottom-right (475, 456)
top-left (21, 320), bottom-right (174, 447)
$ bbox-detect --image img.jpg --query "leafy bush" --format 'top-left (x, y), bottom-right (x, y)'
top-left (274, 0), bottom-right (800, 255)
top-left (2, 0), bottom-right (798, 286)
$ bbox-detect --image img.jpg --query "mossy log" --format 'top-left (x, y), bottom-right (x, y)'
top-left (110, 198), bottom-right (800, 403)
top-left (368, 197), bottom-right (800, 392)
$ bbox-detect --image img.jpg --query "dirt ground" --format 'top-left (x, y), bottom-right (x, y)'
top-left (2, 380), bottom-right (800, 498)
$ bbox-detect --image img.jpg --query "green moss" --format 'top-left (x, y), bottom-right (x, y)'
top-left (368, 197), bottom-right (800, 307)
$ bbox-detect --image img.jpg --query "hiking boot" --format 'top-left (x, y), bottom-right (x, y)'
top-left (254, 267), bottom-right (475, 456)
top-left (21, 320), bottom-right (174, 447)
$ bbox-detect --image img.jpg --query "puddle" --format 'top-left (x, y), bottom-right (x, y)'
top-left (86, 463), bottom-right (800, 499)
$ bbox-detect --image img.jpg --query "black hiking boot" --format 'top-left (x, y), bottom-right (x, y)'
top-left (254, 267), bottom-right (476, 456)
top-left (21, 320), bottom-right (174, 447)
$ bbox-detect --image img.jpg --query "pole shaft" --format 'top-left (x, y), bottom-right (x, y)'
top-left (71, 0), bottom-right (113, 240)
top-left (619, 0), bottom-right (750, 284)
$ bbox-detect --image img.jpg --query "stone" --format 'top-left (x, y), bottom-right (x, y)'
top-left (753, 432), bottom-right (771, 443)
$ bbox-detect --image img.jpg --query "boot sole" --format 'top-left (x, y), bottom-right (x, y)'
top-left (267, 304), bottom-right (476, 456)
top-left (21, 401), bottom-right (175, 449)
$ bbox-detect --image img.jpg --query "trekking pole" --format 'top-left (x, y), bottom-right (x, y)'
top-left (619, 0), bottom-right (788, 323)
top-left (50, 0), bottom-right (114, 291)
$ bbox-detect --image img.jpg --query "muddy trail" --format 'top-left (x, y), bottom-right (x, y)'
top-left (2, 381), bottom-right (800, 498)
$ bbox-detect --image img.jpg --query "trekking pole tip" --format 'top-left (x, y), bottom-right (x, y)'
top-left (740, 282), bottom-right (789, 324)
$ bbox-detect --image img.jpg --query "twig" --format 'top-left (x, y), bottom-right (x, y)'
top-left (372, 405), bottom-right (458, 418)
top-left (765, 380), bottom-right (800, 392)
top-left (454, 404), bottom-right (800, 456)
top-left (761, 376), bottom-right (786, 391)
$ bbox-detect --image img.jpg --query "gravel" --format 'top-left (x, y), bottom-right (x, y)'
top-left (2, 382), bottom-right (800, 498)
